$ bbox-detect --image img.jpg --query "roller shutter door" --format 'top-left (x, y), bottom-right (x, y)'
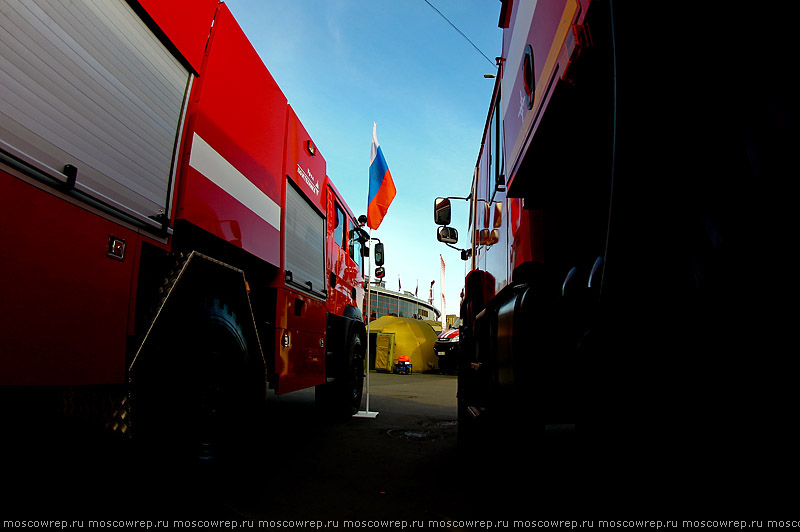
top-left (0, 0), bottom-right (191, 226)
top-left (285, 181), bottom-right (326, 299)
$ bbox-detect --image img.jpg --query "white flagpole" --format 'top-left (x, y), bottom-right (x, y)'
top-left (355, 226), bottom-right (378, 418)
top-left (355, 122), bottom-right (379, 418)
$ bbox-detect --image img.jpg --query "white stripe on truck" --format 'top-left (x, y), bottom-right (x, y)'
top-left (189, 132), bottom-right (281, 232)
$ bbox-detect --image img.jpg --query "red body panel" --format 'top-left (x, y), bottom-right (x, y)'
top-left (180, 165), bottom-right (281, 261)
top-left (0, 174), bottom-right (140, 385)
top-left (285, 108), bottom-right (326, 213)
top-left (178, 4), bottom-right (287, 268)
top-left (274, 287), bottom-right (327, 394)
top-left (136, 0), bottom-right (218, 74)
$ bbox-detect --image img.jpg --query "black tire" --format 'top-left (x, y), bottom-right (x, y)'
top-left (343, 334), bottom-right (365, 415)
top-left (189, 298), bottom-right (251, 462)
top-left (316, 333), bottom-right (364, 418)
top-left (135, 297), bottom-right (259, 464)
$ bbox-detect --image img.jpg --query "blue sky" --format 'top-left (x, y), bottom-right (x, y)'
top-left (224, 0), bottom-right (502, 320)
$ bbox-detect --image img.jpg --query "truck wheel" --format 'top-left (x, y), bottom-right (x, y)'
top-left (190, 298), bottom-right (251, 462)
top-left (316, 333), bottom-right (364, 417)
top-left (343, 334), bottom-right (365, 415)
top-left (135, 297), bottom-right (258, 464)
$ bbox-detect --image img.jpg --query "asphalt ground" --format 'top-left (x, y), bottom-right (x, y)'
top-left (4, 371), bottom-right (795, 526)
top-left (2, 372), bottom-right (585, 526)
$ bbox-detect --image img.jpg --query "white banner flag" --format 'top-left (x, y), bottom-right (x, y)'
top-left (440, 255), bottom-right (446, 327)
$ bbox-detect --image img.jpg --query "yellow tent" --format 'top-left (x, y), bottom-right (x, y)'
top-left (373, 332), bottom-right (395, 372)
top-left (424, 319), bottom-right (443, 334)
top-left (368, 316), bottom-right (439, 373)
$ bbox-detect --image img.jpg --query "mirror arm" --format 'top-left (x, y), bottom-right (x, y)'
top-left (356, 228), bottom-right (370, 243)
top-left (444, 243), bottom-right (472, 261)
top-left (444, 194), bottom-right (471, 201)
top-left (444, 242), bottom-right (468, 253)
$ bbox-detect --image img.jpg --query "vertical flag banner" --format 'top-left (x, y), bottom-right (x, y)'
top-left (367, 122), bottom-right (396, 230)
top-left (430, 281), bottom-right (435, 305)
top-left (440, 255), bottom-right (446, 328)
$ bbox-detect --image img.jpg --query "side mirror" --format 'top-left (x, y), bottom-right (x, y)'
top-left (374, 242), bottom-right (385, 266)
top-left (437, 226), bottom-right (458, 244)
top-left (374, 266), bottom-right (386, 279)
top-left (434, 198), bottom-right (451, 226)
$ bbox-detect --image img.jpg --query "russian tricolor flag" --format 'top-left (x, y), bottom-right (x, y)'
top-left (367, 122), bottom-right (396, 230)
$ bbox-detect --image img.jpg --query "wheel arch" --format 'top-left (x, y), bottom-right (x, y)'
top-left (129, 251), bottom-right (265, 384)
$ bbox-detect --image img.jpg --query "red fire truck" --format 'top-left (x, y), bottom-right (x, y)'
top-left (0, 0), bottom-right (375, 459)
top-left (435, 0), bottom-right (790, 455)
